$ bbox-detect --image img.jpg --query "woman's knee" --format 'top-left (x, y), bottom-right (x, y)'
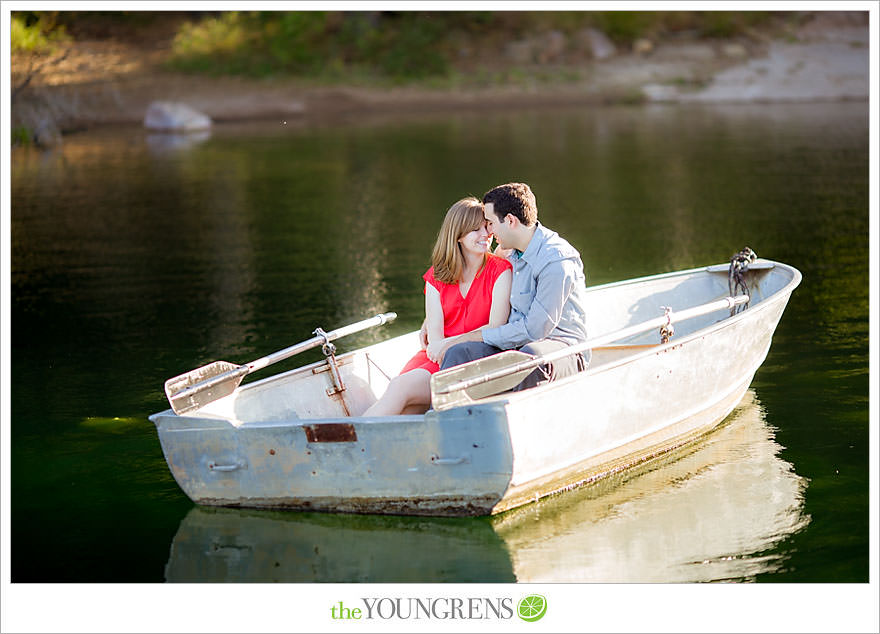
top-left (396, 370), bottom-right (431, 404)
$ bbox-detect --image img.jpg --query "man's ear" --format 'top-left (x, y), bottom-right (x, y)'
top-left (505, 213), bottom-right (518, 228)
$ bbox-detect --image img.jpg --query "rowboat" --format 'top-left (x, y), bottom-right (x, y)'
top-left (163, 389), bottom-right (809, 582)
top-left (149, 255), bottom-right (801, 517)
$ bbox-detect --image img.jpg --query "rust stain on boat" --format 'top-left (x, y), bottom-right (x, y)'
top-left (303, 423), bottom-right (357, 443)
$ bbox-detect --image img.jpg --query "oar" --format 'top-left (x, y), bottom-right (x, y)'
top-left (430, 295), bottom-right (749, 410)
top-left (165, 312), bottom-right (397, 415)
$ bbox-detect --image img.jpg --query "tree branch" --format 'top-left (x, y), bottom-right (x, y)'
top-left (12, 48), bottom-right (72, 100)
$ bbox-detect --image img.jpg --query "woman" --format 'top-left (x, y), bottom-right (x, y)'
top-left (363, 197), bottom-right (512, 417)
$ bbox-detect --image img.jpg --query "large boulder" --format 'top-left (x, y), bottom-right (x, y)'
top-left (144, 101), bottom-right (212, 131)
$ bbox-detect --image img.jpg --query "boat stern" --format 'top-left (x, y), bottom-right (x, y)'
top-left (149, 401), bottom-right (518, 516)
top-left (150, 409), bottom-right (245, 506)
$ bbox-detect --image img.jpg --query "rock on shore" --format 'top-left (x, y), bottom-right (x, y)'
top-left (144, 101), bottom-right (212, 131)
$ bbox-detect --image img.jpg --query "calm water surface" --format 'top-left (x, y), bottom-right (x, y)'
top-left (9, 101), bottom-right (869, 583)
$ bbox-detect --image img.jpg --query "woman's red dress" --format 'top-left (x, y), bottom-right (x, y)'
top-left (400, 254), bottom-right (512, 375)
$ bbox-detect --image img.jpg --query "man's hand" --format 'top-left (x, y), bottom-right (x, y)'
top-left (429, 329), bottom-right (484, 366)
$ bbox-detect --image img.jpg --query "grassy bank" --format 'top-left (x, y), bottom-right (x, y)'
top-left (14, 10), bottom-right (786, 82)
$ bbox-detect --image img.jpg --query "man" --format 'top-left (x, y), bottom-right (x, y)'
top-left (437, 182), bottom-right (589, 391)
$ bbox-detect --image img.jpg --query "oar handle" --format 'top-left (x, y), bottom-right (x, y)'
top-left (438, 295), bottom-right (749, 395)
top-left (247, 312), bottom-right (397, 373)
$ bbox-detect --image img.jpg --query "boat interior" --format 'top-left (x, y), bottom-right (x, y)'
top-left (195, 261), bottom-right (792, 426)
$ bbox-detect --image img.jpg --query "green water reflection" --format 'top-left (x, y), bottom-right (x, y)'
top-left (10, 101), bottom-right (868, 582)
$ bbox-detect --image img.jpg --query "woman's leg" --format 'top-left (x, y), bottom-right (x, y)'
top-left (362, 368), bottom-right (432, 417)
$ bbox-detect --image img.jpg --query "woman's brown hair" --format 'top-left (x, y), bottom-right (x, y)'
top-left (430, 197), bottom-right (486, 284)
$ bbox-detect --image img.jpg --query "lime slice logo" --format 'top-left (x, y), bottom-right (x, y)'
top-left (517, 594), bottom-right (547, 622)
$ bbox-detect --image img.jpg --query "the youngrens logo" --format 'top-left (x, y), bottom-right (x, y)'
top-left (330, 595), bottom-right (547, 622)
top-left (330, 598), bottom-right (513, 621)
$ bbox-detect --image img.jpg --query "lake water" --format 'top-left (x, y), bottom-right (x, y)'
top-left (8, 102), bottom-right (870, 590)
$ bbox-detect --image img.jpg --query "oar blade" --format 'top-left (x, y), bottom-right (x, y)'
top-left (431, 350), bottom-right (534, 411)
top-left (165, 361), bottom-right (248, 415)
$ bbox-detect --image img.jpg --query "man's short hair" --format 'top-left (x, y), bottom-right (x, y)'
top-left (482, 182), bottom-right (537, 227)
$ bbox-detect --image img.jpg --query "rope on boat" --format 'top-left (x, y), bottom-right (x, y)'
top-left (659, 306), bottom-right (675, 343)
top-left (728, 246), bottom-right (757, 315)
top-left (365, 353), bottom-right (392, 381)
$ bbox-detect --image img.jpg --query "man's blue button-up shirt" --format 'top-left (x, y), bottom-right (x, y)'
top-left (482, 223), bottom-right (589, 350)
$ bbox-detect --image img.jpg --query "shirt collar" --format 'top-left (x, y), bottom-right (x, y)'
top-left (518, 222), bottom-right (545, 264)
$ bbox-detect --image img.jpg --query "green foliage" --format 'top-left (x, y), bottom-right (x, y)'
top-left (585, 10), bottom-right (774, 42)
top-left (169, 12), bottom-right (252, 74)
top-left (11, 12), bottom-right (70, 54)
top-left (11, 126), bottom-right (33, 146)
top-left (590, 12), bottom-right (659, 42)
top-left (375, 14), bottom-right (449, 79)
top-left (169, 12), bottom-right (340, 76)
top-left (698, 11), bottom-right (770, 38)
top-left (265, 12), bottom-right (329, 68)
top-left (160, 10), bottom-right (774, 82)
top-left (168, 11), bottom-right (458, 80)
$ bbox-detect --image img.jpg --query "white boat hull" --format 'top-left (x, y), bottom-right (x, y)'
top-left (150, 259), bottom-right (800, 516)
top-left (162, 389), bottom-right (809, 582)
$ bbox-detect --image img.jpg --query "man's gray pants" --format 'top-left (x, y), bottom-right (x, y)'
top-left (440, 339), bottom-right (589, 392)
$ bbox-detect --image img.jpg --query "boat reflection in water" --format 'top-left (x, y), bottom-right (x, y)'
top-left (164, 390), bottom-right (809, 583)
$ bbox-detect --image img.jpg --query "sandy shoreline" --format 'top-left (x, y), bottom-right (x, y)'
top-left (10, 11), bottom-right (869, 144)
